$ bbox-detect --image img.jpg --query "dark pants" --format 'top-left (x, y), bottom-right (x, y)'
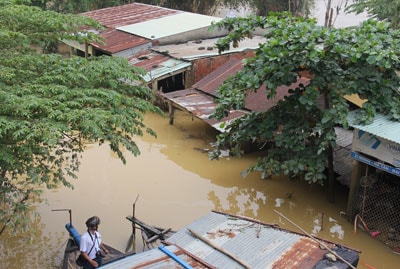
top-left (82, 255), bottom-right (102, 269)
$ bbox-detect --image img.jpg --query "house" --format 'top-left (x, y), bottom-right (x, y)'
top-left (65, 3), bottom-right (225, 58)
top-left (61, 3), bottom-right (263, 93)
top-left (162, 58), bottom-right (309, 129)
top-left (346, 109), bottom-right (400, 252)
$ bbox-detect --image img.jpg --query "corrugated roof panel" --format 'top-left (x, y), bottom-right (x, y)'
top-left (99, 212), bottom-right (359, 268)
top-left (165, 212), bottom-right (358, 268)
top-left (81, 3), bottom-right (180, 54)
top-left (100, 245), bottom-right (198, 269)
top-left (92, 29), bottom-right (150, 54)
top-left (162, 89), bottom-right (248, 132)
top-left (347, 109), bottom-right (400, 144)
top-left (147, 60), bottom-right (191, 82)
top-left (193, 58), bottom-right (243, 93)
top-left (129, 52), bottom-right (172, 71)
top-left (128, 52), bottom-right (191, 81)
top-left (192, 58), bottom-right (310, 113)
top-left (117, 12), bottom-right (221, 40)
top-left (81, 3), bottom-right (179, 29)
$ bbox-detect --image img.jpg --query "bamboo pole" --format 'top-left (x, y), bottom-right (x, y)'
top-left (187, 228), bottom-right (251, 269)
top-left (274, 210), bottom-right (356, 269)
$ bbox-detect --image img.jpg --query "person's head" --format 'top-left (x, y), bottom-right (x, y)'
top-left (85, 216), bottom-right (100, 230)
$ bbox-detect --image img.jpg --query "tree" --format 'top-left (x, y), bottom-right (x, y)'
top-left (210, 13), bottom-right (400, 200)
top-left (346, 0), bottom-right (400, 28)
top-left (219, 0), bottom-right (314, 17)
top-left (0, 1), bottom-right (162, 236)
top-left (135, 0), bottom-right (314, 18)
top-left (30, 0), bottom-right (133, 13)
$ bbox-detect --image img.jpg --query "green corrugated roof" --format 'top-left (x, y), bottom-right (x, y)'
top-left (347, 109), bottom-right (400, 144)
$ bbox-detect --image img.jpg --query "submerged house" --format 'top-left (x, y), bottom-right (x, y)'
top-left (62, 3), bottom-right (262, 93)
top-left (346, 110), bottom-right (400, 252)
top-left (66, 3), bottom-right (225, 58)
top-left (162, 58), bottom-right (309, 130)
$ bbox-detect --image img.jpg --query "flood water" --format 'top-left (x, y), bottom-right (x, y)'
top-left (1, 111), bottom-right (399, 268)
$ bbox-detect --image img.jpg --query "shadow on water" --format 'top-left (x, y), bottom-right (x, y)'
top-left (0, 111), bottom-right (399, 268)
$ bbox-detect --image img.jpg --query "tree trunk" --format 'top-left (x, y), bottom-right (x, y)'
top-left (327, 144), bottom-right (335, 202)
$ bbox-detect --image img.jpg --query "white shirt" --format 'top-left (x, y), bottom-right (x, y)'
top-left (80, 230), bottom-right (102, 259)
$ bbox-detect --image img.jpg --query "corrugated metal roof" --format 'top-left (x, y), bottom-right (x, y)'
top-left (129, 52), bottom-right (172, 71)
top-left (192, 58), bottom-right (243, 93)
top-left (129, 52), bottom-right (191, 82)
top-left (81, 3), bottom-right (179, 29)
top-left (347, 109), bottom-right (400, 144)
top-left (81, 3), bottom-right (179, 54)
top-left (153, 36), bottom-right (266, 60)
top-left (192, 58), bottom-right (310, 112)
top-left (162, 59), bottom-right (311, 131)
top-left (91, 29), bottom-right (150, 54)
top-left (162, 89), bottom-right (248, 132)
top-left (117, 12), bottom-right (222, 40)
top-left (100, 211), bottom-right (359, 269)
top-left (100, 245), bottom-right (200, 269)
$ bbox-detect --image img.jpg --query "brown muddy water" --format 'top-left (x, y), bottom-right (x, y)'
top-left (0, 111), bottom-right (399, 268)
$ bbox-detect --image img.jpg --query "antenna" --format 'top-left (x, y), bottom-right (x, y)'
top-left (52, 208), bottom-right (72, 225)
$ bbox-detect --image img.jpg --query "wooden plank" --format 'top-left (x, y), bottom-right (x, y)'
top-left (126, 216), bottom-right (162, 235)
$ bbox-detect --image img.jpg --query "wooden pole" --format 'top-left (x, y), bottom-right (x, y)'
top-left (187, 228), bottom-right (251, 269)
top-left (126, 194), bottom-right (139, 253)
top-left (274, 210), bottom-right (356, 269)
top-left (168, 101), bottom-right (175, 125)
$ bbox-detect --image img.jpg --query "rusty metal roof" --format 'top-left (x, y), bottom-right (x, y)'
top-left (81, 3), bottom-right (179, 29)
top-left (192, 58), bottom-right (310, 112)
top-left (192, 58), bottom-right (243, 93)
top-left (162, 89), bottom-right (248, 132)
top-left (100, 211), bottom-right (359, 269)
top-left (91, 29), bottom-right (150, 54)
top-left (129, 52), bottom-right (173, 72)
top-left (81, 3), bottom-right (179, 54)
top-left (162, 58), bottom-right (311, 131)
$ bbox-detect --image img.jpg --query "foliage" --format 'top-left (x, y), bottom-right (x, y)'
top-left (210, 13), bottom-right (400, 184)
top-left (28, 0), bottom-right (133, 13)
top-left (0, 1), bottom-right (162, 235)
top-left (346, 0), bottom-right (400, 28)
top-left (135, 0), bottom-right (314, 17)
top-left (224, 0), bottom-right (315, 17)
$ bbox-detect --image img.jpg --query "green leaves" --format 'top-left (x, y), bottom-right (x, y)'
top-left (346, 0), bottom-right (400, 28)
top-left (0, 2), bottom-right (103, 52)
top-left (0, 2), bottom-right (162, 236)
top-left (211, 14), bottom-right (400, 185)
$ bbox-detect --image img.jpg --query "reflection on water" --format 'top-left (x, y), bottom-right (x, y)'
top-left (0, 111), bottom-right (399, 268)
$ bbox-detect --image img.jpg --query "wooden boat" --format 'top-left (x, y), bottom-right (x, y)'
top-left (62, 216), bottom-right (174, 269)
top-left (62, 237), bottom-right (132, 269)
